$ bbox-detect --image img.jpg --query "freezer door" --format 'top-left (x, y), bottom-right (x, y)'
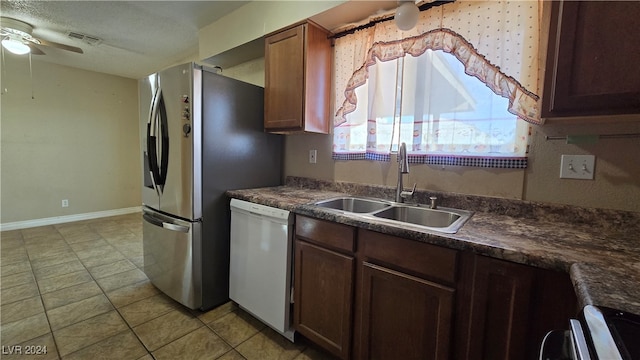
top-left (142, 207), bottom-right (202, 309)
top-left (140, 63), bottom-right (201, 220)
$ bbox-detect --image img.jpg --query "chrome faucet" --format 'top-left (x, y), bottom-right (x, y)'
top-left (396, 142), bottom-right (416, 203)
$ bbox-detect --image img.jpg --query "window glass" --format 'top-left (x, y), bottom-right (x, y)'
top-left (335, 50), bottom-right (528, 159)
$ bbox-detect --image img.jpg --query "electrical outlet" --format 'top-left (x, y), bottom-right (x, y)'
top-left (309, 149), bottom-right (317, 164)
top-left (62, 199), bottom-right (69, 207)
top-left (560, 155), bottom-right (595, 180)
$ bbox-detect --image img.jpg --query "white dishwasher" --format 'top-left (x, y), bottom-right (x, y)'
top-left (229, 199), bottom-right (295, 341)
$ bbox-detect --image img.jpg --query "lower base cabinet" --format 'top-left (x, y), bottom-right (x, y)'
top-left (454, 253), bottom-right (577, 360)
top-left (293, 215), bottom-right (577, 360)
top-left (359, 262), bottom-right (454, 360)
top-left (293, 217), bottom-right (355, 359)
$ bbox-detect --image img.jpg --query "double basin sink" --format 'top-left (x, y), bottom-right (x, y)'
top-left (312, 196), bottom-right (473, 234)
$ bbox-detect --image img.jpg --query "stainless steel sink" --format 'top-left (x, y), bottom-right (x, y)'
top-left (312, 196), bottom-right (473, 233)
top-left (313, 196), bottom-right (392, 213)
top-left (372, 205), bottom-right (472, 233)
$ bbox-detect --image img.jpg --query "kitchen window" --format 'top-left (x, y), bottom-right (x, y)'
top-left (332, 1), bottom-right (542, 168)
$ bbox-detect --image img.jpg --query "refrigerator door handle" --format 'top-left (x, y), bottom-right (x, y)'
top-left (147, 132), bottom-right (160, 194)
top-left (162, 222), bottom-right (190, 233)
top-left (147, 88), bottom-right (162, 195)
top-left (157, 93), bottom-right (169, 189)
top-left (143, 212), bottom-right (190, 233)
top-left (146, 88), bottom-right (169, 194)
top-left (142, 212), bottom-right (163, 227)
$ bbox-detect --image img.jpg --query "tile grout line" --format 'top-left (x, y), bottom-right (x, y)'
top-left (11, 222), bottom-right (180, 359)
top-left (86, 222), bottom-right (245, 359)
top-left (4, 217), bottom-right (316, 360)
top-left (0, 220), bottom-right (135, 355)
top-left (61, 226), bottom-right (155, 360)
top-left (74, 221), bottom-right (214, 359)
top-left (23, 226), bottom-right (65, 360)
top-left (21, 223), bottom-right (144, 359)
top-left (202, 316), bottom-right (249, 360)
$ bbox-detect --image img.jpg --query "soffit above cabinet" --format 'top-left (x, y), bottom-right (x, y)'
top-left (200, 1), bottom-right (398, 69)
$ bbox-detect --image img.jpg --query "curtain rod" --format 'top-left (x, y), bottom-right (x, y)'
top-left (329, 0), bottom-right (456, 40)
top-left (545, 133), bottom-right (640, 143)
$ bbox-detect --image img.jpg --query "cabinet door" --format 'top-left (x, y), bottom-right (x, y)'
top-left (359, 262), bottom-right (454, 360)
top-left (456, 255), bottom-right (535, 360)
top-left (264, 25), bottom-right (304, 130)
top-left (455, 254), bottom-right (577, 360)
top-left (294, 239), bottom-right (354, 359)
top-left (543, 1), bottom-right (640, 117)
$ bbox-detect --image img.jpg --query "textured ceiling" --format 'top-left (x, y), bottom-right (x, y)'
top-left (1, 1), bottom-right (401, 80)
top-left (0, 1), bottom-right (249, 79)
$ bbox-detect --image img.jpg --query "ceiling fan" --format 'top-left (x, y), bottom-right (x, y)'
top-left (0, 17), bottom-right (83, 55)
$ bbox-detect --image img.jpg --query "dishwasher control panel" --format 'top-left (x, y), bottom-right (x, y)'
top-left (230, 198), bottom-right (290, 221)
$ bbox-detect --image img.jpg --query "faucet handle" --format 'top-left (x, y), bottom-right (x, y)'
top-left (401, 183), bottom-right (417, 199)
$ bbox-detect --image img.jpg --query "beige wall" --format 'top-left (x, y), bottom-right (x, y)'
top-left (525, 120), bottom-right (640, 211)
top-left (199, 1), bottom-right (344, 60)
top-left (283, 121), bottom-right (640, 212)
top-left (224, 57), bottom-right (639, 212)
top-left (221, 58), bottom-right (265, 87)
top-left (284, 132), bottom-right (527, 199)
top-left (221, 2), bottom-right (640, 213)
top-left (1, 56), bottom-right (141, 223)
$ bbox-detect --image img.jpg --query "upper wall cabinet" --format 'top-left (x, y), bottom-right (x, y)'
top-left (542, 1), bottom-right (640, 119)
top-left (264, 20), bottom-right (331, 134)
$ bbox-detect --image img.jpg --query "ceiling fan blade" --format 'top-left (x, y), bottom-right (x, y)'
top-left (35, 38), bottom-right (83, 54)
top-left (28, 43), bottom-right (46, 55)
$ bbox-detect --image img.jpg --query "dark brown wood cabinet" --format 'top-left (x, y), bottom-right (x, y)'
top-left (264, 20), bottom-right (331, 133)
top-left (542, 1), bottom-right (640, 118)
top-left (355, 229), bottom-right (457, 360)
top-left (293, 215), bottom-right (577, 360)
top-left (294, 216), bottom-right (355, 359)
top-left (454, 253), bottom-right (577, 360)
top-left (359, 262), bottom-right (454, 360)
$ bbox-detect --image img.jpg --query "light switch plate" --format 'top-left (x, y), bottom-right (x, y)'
top-left (560, 155), bottom-right (595, 180)
top-left (309, 149), bottom-right (317, 164)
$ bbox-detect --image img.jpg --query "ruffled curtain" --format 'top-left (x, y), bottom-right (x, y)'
top-left (332, 1), bottom-right (542, 168)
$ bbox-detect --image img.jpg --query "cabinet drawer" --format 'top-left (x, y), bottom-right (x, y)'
top-left (360, 229), bottom-right (457, 284)
top-left (296, 216), bottom-right (356, 254)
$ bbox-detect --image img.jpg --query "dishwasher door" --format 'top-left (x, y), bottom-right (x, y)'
top-left (229, 199), bottom-right (294, 341)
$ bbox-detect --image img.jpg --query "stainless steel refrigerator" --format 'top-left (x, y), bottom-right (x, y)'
top-left (139, 62), bottom-right (282, 310)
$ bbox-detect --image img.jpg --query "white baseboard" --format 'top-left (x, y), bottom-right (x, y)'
top-left (0, 206), bottom-right (142, 231)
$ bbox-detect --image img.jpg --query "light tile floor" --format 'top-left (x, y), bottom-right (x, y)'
top-left (1, 213), bottom-right (337, 360)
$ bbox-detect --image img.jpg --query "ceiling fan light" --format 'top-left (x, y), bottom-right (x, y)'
top-left (395, 1), bottom-right (420, 31)
top-left (2, 38), bottom-right (31, 55)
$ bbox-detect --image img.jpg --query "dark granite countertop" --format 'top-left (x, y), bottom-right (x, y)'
top-left (227, 177), bottom-right (640, 316)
